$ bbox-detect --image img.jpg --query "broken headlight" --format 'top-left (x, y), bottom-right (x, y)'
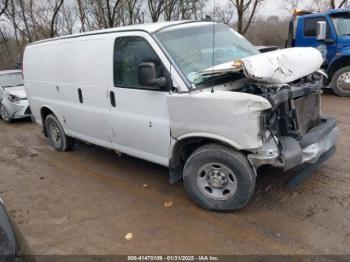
top-left (7, 94), bottom-right (24, 104)
top-left (260, 109), bottom-right (279, 142)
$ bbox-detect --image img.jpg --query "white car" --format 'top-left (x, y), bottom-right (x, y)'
top-left (0, 70), bottom-right (31, 122)
top-left (23, 21), bottom-right (338, 211)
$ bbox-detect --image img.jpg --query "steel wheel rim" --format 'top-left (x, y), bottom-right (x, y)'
top-left (0, 105), bottom-right (10, 121)
top-left (49, 122), bottom-right (62, 147)
top-left (196, 162), bottom-right (237, 201)
top-left (337, 72), bottom-right (350, 92)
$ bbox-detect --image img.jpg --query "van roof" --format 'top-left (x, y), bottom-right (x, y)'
top-left (29, 21), bottom-right (213, 46)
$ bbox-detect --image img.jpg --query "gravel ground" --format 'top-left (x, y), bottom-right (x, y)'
top-left (0, 93), bottom-right (349, 255)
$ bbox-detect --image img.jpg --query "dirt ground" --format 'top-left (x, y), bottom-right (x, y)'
top-left (0, 93), bottom-right (349, 255)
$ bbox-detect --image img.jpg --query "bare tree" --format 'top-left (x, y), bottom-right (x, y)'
top-left (165, 0), bottom-right (207, 21)
top-left (75, 0), bottom-right (86, 31)
top-left (106, 0), bottom-right (122, 27)
top-left (80, 0), bottom-right (123, 29)
top-left (49, 0), bottom-right (64, 37)
top-left (163, 0), bottom-right (177, 21)
top-left (231, 0), bottom-right (264, 35)
top-left (0, 0), bottom-right (9, 17)
top-left (330, 0), bottom-right (348, 8)
top-left (214, 3), bottom-right (235, 24)
top-left (282, 0), bottom-right (300, 11)
top-left (124, 0), bottom-right (142, 25)
top-left (17, 0), bottom-right (32, 42)
top-left (148, 0), bottom-right (166, 22)
top-left (311, 0), bottom-right (350, 11)
top-left (61, 4), bottom-right (77, 35)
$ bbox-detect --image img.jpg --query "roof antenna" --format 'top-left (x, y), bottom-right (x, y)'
top-left (211, 0), bottom-right (216, 93)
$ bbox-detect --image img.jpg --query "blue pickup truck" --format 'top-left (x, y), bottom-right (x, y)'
top-left (286, 9), bottom-right (350, 97)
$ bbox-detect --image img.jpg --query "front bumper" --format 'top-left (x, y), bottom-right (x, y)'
top-left (1, 98), bottom-right (31, 119)
top-left (248, 117), bottom-right (338, 171)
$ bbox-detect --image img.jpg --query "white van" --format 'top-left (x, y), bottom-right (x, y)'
top-left (24, 21), bottom-right (338, 211)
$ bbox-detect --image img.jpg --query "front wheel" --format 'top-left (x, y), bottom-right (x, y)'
top-left (0, 104), bottom-right (12, 123)
top-left (183, 144), bottom-right (256, 211)
top-left (331, 66), bottom-right (350, 97)
top-left (45, 114), bottom-right (74, 151)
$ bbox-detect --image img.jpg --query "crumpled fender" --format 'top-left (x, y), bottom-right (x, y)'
top-left (167, 91), bottom-right (272, 150)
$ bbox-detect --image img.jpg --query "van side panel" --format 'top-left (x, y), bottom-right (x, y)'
top-left (24, 43), bottom-right (58, 124)
top-left (24, 32), bottom-right (173, 167)
top-left (53, 36), bottom-right (111, 143)
top-left (73, 37), bottom-right (110, 141)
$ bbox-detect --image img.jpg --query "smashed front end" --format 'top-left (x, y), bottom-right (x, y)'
top-left (238, 48), bottom-right (339, 179)
top-left (247, 78), bottom-right (339, 175)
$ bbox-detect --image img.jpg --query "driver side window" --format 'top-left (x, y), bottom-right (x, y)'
top-left (113, 36), bottom-right (163, 89)
top-left (304, 17), bottom-right (329, 38)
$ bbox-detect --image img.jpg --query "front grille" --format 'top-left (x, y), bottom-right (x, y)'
top-left (24, 106), bottom-right (32, 115)
top-left (294, 94), bottom-right (320, 136)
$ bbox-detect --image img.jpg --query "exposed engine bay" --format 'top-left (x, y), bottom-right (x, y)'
top-left (202, 70), bottom-right (324, 142)
top-left (198, 48), bottom-right (325, 141)
top-left (169, 47), bottom-right (337, 176)
top-left (201, 70), bottom-right (334, 173)
top-left (247, 74), bottom-right (323, 141)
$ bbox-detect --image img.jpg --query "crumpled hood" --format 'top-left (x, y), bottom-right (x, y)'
top-left (5, 85), bottom-right (27, 99)
top-left (201, 47), bottom-right (323, 84)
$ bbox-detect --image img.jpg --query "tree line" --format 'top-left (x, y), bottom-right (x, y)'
top-left (0, 0), bottom-right (349, 70)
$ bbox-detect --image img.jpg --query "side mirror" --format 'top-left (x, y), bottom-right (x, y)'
top-left (317, 21), bottom-right (327, 41)
top-left (138, 62), bottom-right (166, 89)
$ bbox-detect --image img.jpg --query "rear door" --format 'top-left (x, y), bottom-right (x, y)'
top-left (106, 32), bottom-right (171, 166)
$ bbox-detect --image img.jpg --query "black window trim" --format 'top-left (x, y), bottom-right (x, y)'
top-left (113, 35), bottom-right (171, 92)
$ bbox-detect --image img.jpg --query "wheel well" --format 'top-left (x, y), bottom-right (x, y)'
top-left (170, 137), bottom-right (234, 171)
top-left (40, 107), bottom-right (55, 136)
top-left (169, 137), bottom-right (243, 184)
top-left (328, 56), bottom-right (350, 83)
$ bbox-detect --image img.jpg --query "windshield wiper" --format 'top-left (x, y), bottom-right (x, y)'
top-left (195, 72), bottom-right (237, 86)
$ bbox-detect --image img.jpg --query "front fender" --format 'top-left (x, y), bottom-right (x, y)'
top-left (327, 48), bottom-right (350, 79)
top-left (167, 91), bottom-right (271, 151)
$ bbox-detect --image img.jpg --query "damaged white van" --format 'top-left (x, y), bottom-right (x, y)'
top-left (23, 21), bottom-right (339, 211)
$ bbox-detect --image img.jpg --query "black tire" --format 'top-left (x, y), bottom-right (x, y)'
top-left (0, 104), bottom-right (12, 123)
top-left (331, 66), bottom-right (350, 97)
top-left (183, 144), bottom-right (256, 211)
top-left (45, 114), bottom-right (74, 151)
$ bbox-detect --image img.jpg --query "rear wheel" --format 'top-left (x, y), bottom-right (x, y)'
top-left (183, 144), bottom-right (256, 211)
top-left (332, 66), bottom-right (350, 97)
top-left (45, 114), bottom-right (74, 151)
top-left (0, 104), bottom-right (11, 123)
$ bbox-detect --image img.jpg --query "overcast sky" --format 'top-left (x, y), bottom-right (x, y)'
top-left (208, 0), bottom-right (320, 18)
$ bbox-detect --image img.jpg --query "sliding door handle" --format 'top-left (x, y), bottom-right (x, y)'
top-left (78, 88), bottom-right (83, 104)
top-left (110, 91), bottom-right (116, 107)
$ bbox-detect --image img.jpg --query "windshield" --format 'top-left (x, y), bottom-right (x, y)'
top-left (331, 13), bottom-right (350, 36)
top-left (155, 23), bottom-right (259, 85)
top-left (0, 73), bottom-right (23, 88)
